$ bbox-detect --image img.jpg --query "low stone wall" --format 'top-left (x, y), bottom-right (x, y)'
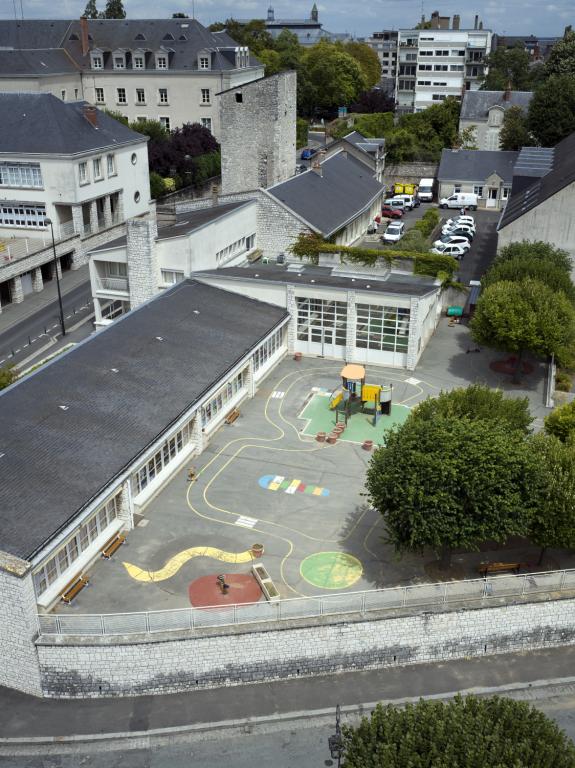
top-left (37, 597), bottom-right (575, 698)
top-left (383, 162), bottom-right (439, 192)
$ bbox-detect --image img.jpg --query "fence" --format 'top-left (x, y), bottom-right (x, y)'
top-left (37, 568), bottom-right (575, 638)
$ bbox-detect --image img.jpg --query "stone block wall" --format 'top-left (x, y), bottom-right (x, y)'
top-left (37, 597), bottom-right (575, 698)
top-left (126, 218), bottom-right (159, 308)
top-left (382, 162), bottom-right (440, 194)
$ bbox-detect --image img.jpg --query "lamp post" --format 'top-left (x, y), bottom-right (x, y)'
top-left (44, 218), bottom-right (66, 337)
top-left (327, 704), bottom-right (343, 768)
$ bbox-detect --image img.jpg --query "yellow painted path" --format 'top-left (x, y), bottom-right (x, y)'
top-left (123, 546), bottom-right (255, 583)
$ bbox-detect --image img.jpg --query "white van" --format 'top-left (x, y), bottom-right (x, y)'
top-left (384, 197), bottom-right (406, 211)
top-left (418, 177), bottom-right (435, 202)
top-left (439, 192), bottom-right (478, 210)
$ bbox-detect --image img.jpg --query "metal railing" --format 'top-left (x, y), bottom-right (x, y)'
top-left (95, 276), bottom-right (129, 292)
top-left (37, 568), bottom-right (575, 639)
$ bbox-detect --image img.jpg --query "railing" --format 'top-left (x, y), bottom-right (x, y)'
top-left (37, 568), bottom-right (575, 638)
top-left (96, 276), bottom-right (129, 292)
top-left (58, 220), bottom-right (78, 239)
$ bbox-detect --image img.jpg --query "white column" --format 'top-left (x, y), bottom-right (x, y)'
top-left (286, 284), bottom-right (297, 355)
top-left (406, 297), bottom-right (420, 371)
top-left (72, 204), bottom-right (84, 235)
top-left (117, 480), bottom-right (135, 530)
top-left (191, 412), bottom-right (204, 455)
top-left (247, 357), bottom-right (256, 398)
top-left (89, 200), bottom-right (98, 234)
top-left (10, 275), bottom-right (24, 304)
top-left (345, 290), bottom-right (357, 363)
top-left (32, 267), bottom-right (43, 293)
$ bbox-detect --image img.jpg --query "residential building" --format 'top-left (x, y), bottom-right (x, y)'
top-left (88, 200), bottom-right (258, 322)
top-left (498, 132), bottom-right (575, 263)
top-left (438, 148), bottom-right (517, 210)
top-left (459, 89), bottom-right (533, 150)
top-left (323, 131), bottom-right (386, 183)
top-left (364, 31), bottom-right (398, 94)
top-left (0, 93), bottom-right (150, 311)
top-left (492, 33), bottom-right (562, 62)
top-left (0, 18), bottom-right (264, 138)
top-left (395, 20), bottom-right (492, 113)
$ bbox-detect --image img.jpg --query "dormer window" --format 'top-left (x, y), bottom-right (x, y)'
top-left (488, 108), bottom-right (503, 127)
top-left (133, 50), bottom-right (145, 69)
top-left (113, 51), bottom-right (126, 70)
top-left (134, 33), bottom-right (146, 40)
top-left (156, 54), bottom-right (168, 69)
top-left (199, 54), bottom-right (210, 70)
top-left (163, 33), bottom-right (175, 40)
top-left (91, 52), bottom-right (103, 69)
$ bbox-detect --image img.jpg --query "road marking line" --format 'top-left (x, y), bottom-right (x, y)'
top-left (404, 377), bottom-right (421, 385)
top-left (235, 516), bottom-right (258, 529)
top-left (271, 390), bottom-right (285, 399)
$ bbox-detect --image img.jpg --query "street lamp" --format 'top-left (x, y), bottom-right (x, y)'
top-left (44, 218), bottom-right (66, 337)
top-left (327, 704), bottom-right (343, 767)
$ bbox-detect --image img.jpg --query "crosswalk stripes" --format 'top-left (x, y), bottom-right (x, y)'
top-left (235, 515), bottom-right (258, 528)
top-left (270, 390), bottom-right (285, 399)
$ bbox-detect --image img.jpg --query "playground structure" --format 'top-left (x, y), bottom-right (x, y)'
top-left (329, 364), bottom-right (392, 426)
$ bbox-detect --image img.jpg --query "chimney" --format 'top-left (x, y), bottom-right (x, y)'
top-left (311, 152), bottom-right (325, 177)
top-left (155, 204), bottom-right (177, 227)
top-left (452, 14), bottom-right (460, 30)
top-left (80, 16), bottom-right (90, 57)
top-left (474, 14), bottom-right (479, 29)
top-left (211, 184), bottom-right (219, 207)
top-left (479, 20), bottom-right (483, 30)
top-left (83, 104), bottom-right (98, 127)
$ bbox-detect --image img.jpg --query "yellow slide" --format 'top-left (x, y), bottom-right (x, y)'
top-left (123, 546), bottom-right (255, 583)
top-left (329, 389), bottom-right (343, 410)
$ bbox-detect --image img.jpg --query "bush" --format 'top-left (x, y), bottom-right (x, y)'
top-left (0, 365), bottom-right (17, 390)
top-left (149, 171), bottom-right (166, 199)
top-left (192, 151), bottom-right (221, 185)
top-left (296, 118), bottom-right (309, 149)
top-left (556, 371), bottom-right (573, 392)
top-left (545, 400), bottom-right (575, 442)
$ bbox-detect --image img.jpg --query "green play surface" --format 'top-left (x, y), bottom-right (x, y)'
top-left (299, 392), bottom-right (410, 445)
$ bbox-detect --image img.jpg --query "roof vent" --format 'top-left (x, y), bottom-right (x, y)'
top-left (135, 33), bottom-right (146, 40)
top-left (110, 367), bottom-right (119, 372)
top-left (179, 34), bottom-right (187, 40)
top-left (0, 453), bottom-right (5, 459)
top-left (58, 405), bottom-right (69, 411)
top-left (155, 336), bottom-right (164, 341)
top-left (193, 310), bottom-right (200, 314)
top-left (163, 33), bottom-right (175, 40)
top-left (287, 263), bottom-right (304, 272)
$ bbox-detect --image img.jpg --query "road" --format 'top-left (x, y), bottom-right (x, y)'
top-left (0, 281), bottom-right (93, 367)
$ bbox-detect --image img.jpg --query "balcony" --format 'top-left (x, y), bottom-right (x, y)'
top-left (95, 276), bottom-right (129, 293)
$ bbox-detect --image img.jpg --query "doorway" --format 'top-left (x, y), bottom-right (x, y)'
top-left (486, 188), bottom-right (498, 208)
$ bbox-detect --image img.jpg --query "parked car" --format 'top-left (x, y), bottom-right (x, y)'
top-left (380, 205), bottom-right (404, 219)
top-left (439, 192), bottom-right (478, 210)
top-left (418, 177), bottom-right (435, 202)
top-left (442, 222), bottom-right (475, 239)
top-left (382, 221), bottom-right (405, 243)
top-left (433, 235), bottom-right (471, 251)
top-left (431, 242), bottom-right (468, 259)
top-left (445, 227), bottom-right (475, 242)
top-left (384, 197), bottom-right (406, 211)
top-left (300, 147), bottom-right (318, 160)
top-left (444, 216), bottom-right (475, 229)
top-left (392, 194), bottom-right (419, 210)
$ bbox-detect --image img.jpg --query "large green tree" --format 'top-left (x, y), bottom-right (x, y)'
top-left (274, 29), bottom-right (302, 70)
top-left (365, 416), bottom-right (537, 567)
top-left (103, 0), bottom-right (126, 18)
top-left (412, 383), bottom-right (533, 434)
top-left (471, 278), bottom-right (575, 382)
top-left (494, 241), bottom-right (572, 273)
top-left (545, 30), bottom-right (575, 77)
top-left (257, 48), bottom-right (282, 76)
top-left (528, 75), bottom-right (575, 146)
top-left (545, 400), bottom-right (575, 443)
top-left (82, 0), bottom-right (99, 19)
top-left (481, 44), bottom-right (532, 90)
top-left (340, 41), bottom-right (381, 88)
top-left (0, 365), bottom-right (17, 390)
top-left (499, 104), bottom-right (535, 150)
top-left (210, 19), bottom-right (273, 55)
top-left (482, 252), bottom-right (575, 305)
top-left (300, 41), bottom-right (367, 113)
top-left (342, 695), bottom-right (575, 767)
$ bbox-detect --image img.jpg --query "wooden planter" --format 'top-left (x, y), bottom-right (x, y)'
top-left (294, 352), bottom-right (303, 362)
top-left (362, 440), bottom-right (374, 451)
top-left (251, 543), bottom-right (264, 558)
top-left (327, 432), bottom-right (338, 444)
top-left (316, 431), bottom-right (327, 442)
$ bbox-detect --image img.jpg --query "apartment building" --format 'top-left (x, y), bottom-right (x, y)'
top-left (365, 31), bottom-right (398, 95)
top-left (0, 18), bottom-right (264, 138)
top-left (395, 18), bottom-right (492, 113)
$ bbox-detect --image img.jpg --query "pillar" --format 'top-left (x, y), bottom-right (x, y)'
top-left (406, 297), bottom-right (420, 371)
top-left (247, 358), bottom-right (256, 398)
top-left (55, 258), bottom-right (62, 279)
top-left (32, 267), bottom-right (43, 293)
top-left (191, 412), bottom-right (205, 455)
top-left (286, 284), bottom-right (297, 355)
top-left (71, 204), bottom-right (84, 236)
top-left (103, 195), bottom-right (113, 228)
top-left (10, 275), bottom-right (24, 304)
top-left (94, 296), bottom-right (103, 324)
top-left (126, 217), bottom-right (159, 308)
top-left (117, 480), bottom-right (135, 530)
top-left (345, 290), bottom-right (357, 363)
top-left (89, 200), bottom-right (98, 234)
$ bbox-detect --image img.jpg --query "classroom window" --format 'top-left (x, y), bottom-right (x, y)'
top-left (160, 269), bottom-right (184, 285)
top-left (356, 304), bottom-right (410, 353)
top-left (133, 418), bottom-right (194, 494)
top-left (296, 298), bottom-right (347, 346)
top-left (0, 203), bottom-right (46, 228)
top-left (201, 370), bottom-right (246, 426)
top-left (253, 327), bottom-right (284, 372)
top-left (79, 161), bottom-right (89, 184)
top-left (0, 162), bottom-right (43, 188)
top-left (93, 157), bottom-right (102, 180)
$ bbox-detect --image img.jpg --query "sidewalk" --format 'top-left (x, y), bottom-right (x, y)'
top-left (2, 646), bottom-right (575, 744)
top-left (0, 265), bottom-right (90, 334)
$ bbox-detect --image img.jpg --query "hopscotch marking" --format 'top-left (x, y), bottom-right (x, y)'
top-left (271, 390), bottom-right (285, 399)
top-left (258, 475), bottom-right (330, 497)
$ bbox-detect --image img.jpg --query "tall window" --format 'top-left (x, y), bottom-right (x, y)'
top-left (136, 87), bottom-right (146, 104)
top-left (356, 304), bottom-right (410, 353)
top-left (160, 269), bottom-right (184, 285)
top-left (199, 55), bottom-right (209, 69)
top-left (133, 55), bottom-right (144, 69)
top-left (0, 162), bottom-right (43, 188)
top-left (158, 88), bottom-right (168, 104)
top-left (79, 161), bottom-right (89, 184)
top-left (133, 418), bottom-right (194, 494)
top-left (201, 87), bottom-right (210, 104)
top-left (296, 298), bottom-right (347, 346)
top-left (113, 55), bottom-right (125, 69)
top-left (93, 157), bottom-right (103, 180)
top-left (60, 89), bottom-right (66, 101)
top-left (95, 87), bottom-right (105, 103)
top-left (159, 116), bottom-right (171, 131)
top-left (200, 117), bottom-right (212, 132)
top-left (0, 203), bottom-right (46, 228)
top-left (117, 87), bottom-right (127, 104)
top-left (201, 370), bottom-right (246, 426)
top-left (92, 54), bottom-right (103, 69)
top-left (253, 327), bottom-right (284, 372)
top-left (107, 154), bottom-right (116, 176)
top-left (156, 55), bottom-right (168, 69)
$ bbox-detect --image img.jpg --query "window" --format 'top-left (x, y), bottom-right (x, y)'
top-left (0, 203), bottom-right (46, 228)
top-left (420, 50), bottom-right (433, 57)
top-left (159, 116), bottom-right (171, 131)
top-left (92, 54), bottom-right (103, 69)
top-left (201, 87), bottom-right (210, 104)
top-left (136, 88), bottom-right (146, 104)
top-left (201, 370), bottom-right (246, 426)
top-left (216, 232), bottom-right (256, 265)
top-left (502, 187), bottom-right (510, 200)
top-left (199, 55), bottom-right (209, 69)
top-left (253, 327), bottom-right (284, 372)
top-left (131, 152), bottom-right (138, 165)
top-left (418, 64), bottom-right (432, 71)
top-left (117, 87), bottom-right (127, 104)
top-left (0, 162), bottom-right (43, 189)
top-left (435, 49), bottom-right (449, 56)
top-left (398, 80), bottom-right (415, 90)
top-left (405, 53), bottom-right (417, 61)
top-left (418, 80), bottom-right (431, 86)
top-left (433, 64), bottom-right (448, 71)
top-left (60, 89), bottom-right (66, 101)
top-left (432, 94), bottom-right (447, 100)
top-left (356, 304), bottom-right (410, 353)
top-left (134, 191), bottom-right (141, 203)
top-left (133, 418), bottom-right (194, 494)
top-left (133, 55), bottom-right (144, 69)
top-left (158, 87), bottom-right (168, 104)
top-left (432, 81), bottom-right (447, 86)
top-left (33, 496), bottom-right (120, 597)
top-left (107, 154), bottom-right (116, 176)
top-left (200, 117), bottom-right (212, 132)
top-left (450, 64), bottom-right (464, 72)
top-left (452, 49), bottom-right (465, 56)
top-left (296, 298), bottom-right (347, 346)
top-left (79, 161), bottom-right (89, 184)
top-left (473, 185), bottom-right (484, 197)
top-left (453, 185), bottom-right (462, 193)
top-left (113, 56), bottom-right (125, 69)
top-left (95, 87), bottom-right (105, 103)
top-left (160, 269), bottom-right (184, 285)
top-left (93, 157), bottom-right (103, 180)
top-left (106, 262), bottom-right (127, 277)
top-left (156, 55), bottom-right (168, 69)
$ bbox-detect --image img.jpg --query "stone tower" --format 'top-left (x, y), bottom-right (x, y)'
top-left (267, 5), bottom-right (275, 21)
top-left (219, 71), bottom-right (297, 195)
top-left (311, 3), bottom-right (318, 22)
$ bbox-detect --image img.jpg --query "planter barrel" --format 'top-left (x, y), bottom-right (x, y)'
top-left (316, 431), bottom-right (327, 442)
top-left (362, 439), bottom-right (374, 451)
top-left (251, 543), bottom-right (264, 558)
top-left (294, 352), bottom-right (303, 362)
top-left (327, 432), bottom-right (338, 444)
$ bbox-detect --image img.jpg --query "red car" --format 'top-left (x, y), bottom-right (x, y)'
top-left (380, 206), bottom-right (404, 219)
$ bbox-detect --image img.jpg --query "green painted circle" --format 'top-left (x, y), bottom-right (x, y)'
top-left (300, 552), bottom-right (363, 590)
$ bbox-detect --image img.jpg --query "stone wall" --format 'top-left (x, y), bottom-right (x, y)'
top-left (383, 162), bottom-right (440, 193)
top-left (219, 72), bottom-right (297, 195)
top-left (37, 597), bottom-right (575, 698)
top-left (126, 218), bottom-right (159, 308)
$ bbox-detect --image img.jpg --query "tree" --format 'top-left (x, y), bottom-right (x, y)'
top-left (172, 12), bottom-right (189, 18)
top-left (365, 416), bottom-right (537, 568)
top-left (471, 278), bottom-right (575, 382)
top-left (350, 89), bottom-right (395, 114)
top-left (149, 171), bottom-right (166, 199)
top-left (412, 383), bottom-right (533, 434)
top-left (499, 105), bottom-right (535, 150)
top-left (483, 252), bottom-right (575, 305)
top-left (528, 75), bottom-right (575, 146)
top-left (545, 30), bottom-right (575, 78)
top-left (274, 29), bottom-right (303, 70)
top-left (296, 117), bottom-right (308, 149)
top-left (494, 241), bottom-right (572, 274)
top-left (300, 41), bottom-right (367, 113)
top-left (257, 48), bottom-right (282, 76)
top-left (545, 400), bottom-right (575, 443)
top-left (211, 18), bottom-right (273, 55)
top-left (455, 125), bottom-right (478, 150)
top-left (342, 695), bottom-right (575, 767)
top-left (103, 0), bottom-right (126, 18)
top-left (530, 433), bottom-right (575, 563)
top-left (340, 42), bottom-right (381, 88)
top-left (481, 44), bottom-right (532, 90)
top-left (0, 365), bottom-right (17, 390)
top-left (82, 0), bottom-right (99, 19)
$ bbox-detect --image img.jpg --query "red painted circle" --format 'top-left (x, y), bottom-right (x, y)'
top-left (489, 357), bottom-right (534, 376)
top-left (188, 573), bottom-right (263, 607)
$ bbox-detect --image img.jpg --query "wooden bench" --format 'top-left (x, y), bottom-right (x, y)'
top-left (225, 408), bottom-right (240, 425)
top-left (101, 533), bottom-right (126, 559)
top-left (61, 574), bottom-right (89, 604)
top-left (478, 561), bottom-right (523, 577)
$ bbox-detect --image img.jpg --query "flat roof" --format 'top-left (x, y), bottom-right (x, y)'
top-left (196, 264), bottom-right (438, 298)
top-left (0, 280), bottom-right (288, 561)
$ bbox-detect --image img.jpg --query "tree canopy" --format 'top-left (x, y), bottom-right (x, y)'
top-left (102, 0), bottom-right (126, 19)
top-left (365, 416), bottom-right (537, 564)
top-left (82, 0), bottom-right (99, 19)
top-left (528, 75), bottom-right (575, 146)
top-left (0, 365), bottom-right (17, 390)
top-left (494, 241), bottom-right (572, 273)
top-left (298, 41), bottom-right (367, 114)
top-left (545, 30), bottom-right (575, 78)
top-left (482, 252), bottom-right (575, 305)
top-left (481, 44), bottom-right (533, 90)
top-left (545, 400), bottom-right (575, 443)
top-left (339, 41), bottom-right (381, 88)
top-left (499, 105), bottom-right (535, 151)
top-left (342, 695), bottom-right (575, 768)
top-left (412, 384), bottom-right (533, 434)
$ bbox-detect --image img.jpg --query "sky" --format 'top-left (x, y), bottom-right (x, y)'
top-left (1, 0), bottom-right (572, 38)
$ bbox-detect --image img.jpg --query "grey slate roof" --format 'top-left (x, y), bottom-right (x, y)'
top-left (0, 49), bottom-right (78, 76)
top-left (0, 280), bottom-right (288, 561)
top-left (266, 151), bottom-right (383, 237)
top-left (89, 200), bottom-right (255, 254)
top-left (499, 131), bottom-right (575, 230)
top-left (0, 93), bottom-right (146, 156)
top-left (196, 264), bottom-right (437, 297)
top-left (438, 149), bottom-right (518, 184)
top-left (343, 131), bottom-right (385, 155)
top-left (460, 90), bottom-right (533, 121)
top-left (0, 19), bottom-right (71, 49)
